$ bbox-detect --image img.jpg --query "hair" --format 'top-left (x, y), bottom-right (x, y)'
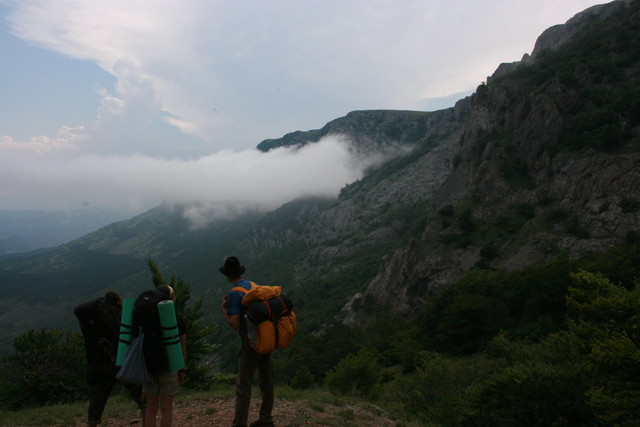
top-left (158, 285), bottom-right (175, 299)
top-left (104, 290), bottom-right (121, 305)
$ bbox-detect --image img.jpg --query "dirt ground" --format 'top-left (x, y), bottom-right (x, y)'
top-left (74, 396), bottom-right (398, 426)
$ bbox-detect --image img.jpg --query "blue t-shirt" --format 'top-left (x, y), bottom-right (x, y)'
top-left (226, 279), bottom-right (253, 316)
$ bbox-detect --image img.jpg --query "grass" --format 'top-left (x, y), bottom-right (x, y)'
top-left (0, 385), bottom-right (427, 427)
top-left (276, 386), bottom-right (428, 427)
top-left (0, 393), bottom-right (140, 427)
top-left (0, 385), bottom-right (234, 427)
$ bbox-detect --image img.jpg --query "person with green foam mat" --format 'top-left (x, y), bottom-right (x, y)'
top-left (133, 285), bottom-right (187, 427)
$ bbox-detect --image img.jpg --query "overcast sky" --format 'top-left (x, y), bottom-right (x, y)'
top-left (0, 0), bottom-right (605, 219)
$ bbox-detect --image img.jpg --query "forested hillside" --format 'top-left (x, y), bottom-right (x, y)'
top-left (1, 0), bottom-right (640, 424)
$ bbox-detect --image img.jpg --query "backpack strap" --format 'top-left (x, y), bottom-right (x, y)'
top-left (230, 281), bottom-right (257, 295)
top-left (228, 283), bottom-right (256, 342)
top-left (279, 295), bottom-right (289, 310)
top-left (260, 300), bottom-right (273, 319)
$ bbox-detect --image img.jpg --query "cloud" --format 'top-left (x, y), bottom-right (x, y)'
top-left (6, 0), bottom-right (202, 152)
top-left (95, 96), bottom-right (125, 123)
top-left (3, 0), bottom-right (606, 156)
top-left (0, 0), bottom-right (607, 220)
top-left (0, 126), bottom-right (86, 154)
top-left (0, 135), bottom-right (384, 222)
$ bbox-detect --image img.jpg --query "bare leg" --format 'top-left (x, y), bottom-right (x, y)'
top-left (159, 395), bottom-right (174, 427)
top-left (145, 394), bottom-right (159, 427)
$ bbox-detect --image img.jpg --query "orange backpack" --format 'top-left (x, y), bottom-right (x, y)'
top-left (231, 282), bottom-right (297, 354)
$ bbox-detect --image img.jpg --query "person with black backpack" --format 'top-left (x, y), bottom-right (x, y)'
top-left (74, 290), bottom-right (146, 427)
top-left (219, 256), bottom-right (275, 427)
top-left (133, 285), bottom-right (187, 427)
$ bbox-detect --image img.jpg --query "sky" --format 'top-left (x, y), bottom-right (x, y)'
top-left (0, 0), bottom-right (606, 222)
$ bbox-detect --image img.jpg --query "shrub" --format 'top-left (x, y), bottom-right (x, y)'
top-left (480, 244), bottom-right (500, 259)
top-left (291, 365), bottom-right (315, 389)
top-left (387, 351), bottom-right (504, 425)
top-left (325, 348), bottom-right (382, 398)
top-left (619, 197), bottom-right (640, 213)
top-left (464, 330), bottom-right (595, 426)
top-left (438, 205), bottom-right (454, 217)
top-left (458, 209), bottom-right (477, 232)
top-left (626, 231), bottom-right (640, 243)
top-left (0, 329), bottom-right (86, 409)
top-left (465, 359), bottom-right (594, 426)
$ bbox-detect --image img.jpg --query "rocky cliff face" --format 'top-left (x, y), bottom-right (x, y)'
top-left (349, 0), bottom-right (640, 319)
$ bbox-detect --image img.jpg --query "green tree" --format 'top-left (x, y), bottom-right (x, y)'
top-left (0, 329), bottom-right (85, 409)
top-left (325, 348), bottom-right (382, 398)
top-left (567, 270), bottom-right (640, 425)
top-left (147, 259), bottom-right (216, 389)
top-left (417, 269), bottom-right (512, 354)
top-left (388, 351), bottom-right (504, 425)
top-left (461, 271), bottom-right (640, 426)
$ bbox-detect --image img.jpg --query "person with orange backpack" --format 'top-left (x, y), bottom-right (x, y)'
top-left (219, 256), bottom-right (275, 427)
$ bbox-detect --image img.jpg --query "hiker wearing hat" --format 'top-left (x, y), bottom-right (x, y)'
top-left (219, 256), bottom-right (275, 427)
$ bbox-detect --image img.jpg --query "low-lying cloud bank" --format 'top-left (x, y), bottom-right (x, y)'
top-left (0, 135), bottom-right (393, 226)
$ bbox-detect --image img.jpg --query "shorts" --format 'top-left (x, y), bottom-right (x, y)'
top-left (143, 371), bottom-right (180, 396)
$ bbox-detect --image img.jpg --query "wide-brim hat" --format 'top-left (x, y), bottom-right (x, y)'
top-left (219, 256), bottom-right (246, 277)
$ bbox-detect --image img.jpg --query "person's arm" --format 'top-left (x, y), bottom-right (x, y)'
top-left (178, 333), bottom-right (187, 384)
top-left (220, 295), bottom-right (241, 330)
top-left (180, 334), bottom-right (187, 363)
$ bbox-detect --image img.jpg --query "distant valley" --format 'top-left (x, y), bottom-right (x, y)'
top-left (0, 209), bottom-right (132, 256)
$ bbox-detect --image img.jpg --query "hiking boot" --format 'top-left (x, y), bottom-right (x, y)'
top-left (249, 421), bottom-right (275, 427)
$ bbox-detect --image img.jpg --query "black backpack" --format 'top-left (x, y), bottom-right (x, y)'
top-left (74, 297), bottom-right (120, 363)
top-left (133, 289), bottom-right (170, 374)
top-left (245, 294), bottom-right (294, 325)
